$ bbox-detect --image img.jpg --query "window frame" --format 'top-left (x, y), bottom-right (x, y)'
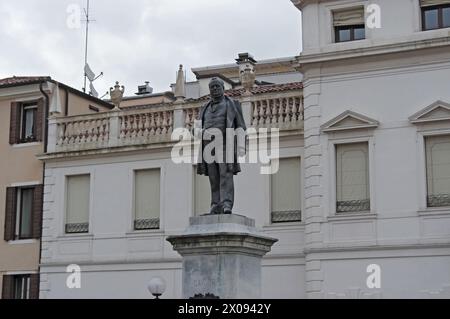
top-left (15, 187), bottom-right (35, 240)
top-left (424, 134), bottom-right (450, 208)
top-left (132, 168), bottom-right (161, 231)
top-left (335, 24), bottom-right (366, 43)
top-left (270, 156), bottom-right (303, 224)
top-left (20, 102), bottom-right (38, 143)
top-left (64, 174), bottom-right (91, 234)
top-left (335, 142), bottom-right (371, 214)
top-left (327, 137), bottom-right (376, 217)
top-left (13, 274), bottom-right (31, 299)
top-left (422, 4), bottom-right (450, 31)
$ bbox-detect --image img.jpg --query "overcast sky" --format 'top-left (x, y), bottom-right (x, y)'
top-left (0, 0), bottom-right (302, 97)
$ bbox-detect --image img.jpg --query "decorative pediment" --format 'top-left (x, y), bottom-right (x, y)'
top-left (409, 100), bottom-right (450, 124)
top-left (321, 110), bottom-right (379, 133)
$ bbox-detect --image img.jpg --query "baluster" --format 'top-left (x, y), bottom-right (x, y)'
top-left (57, 123), bottom-right (65, 145)
top-left (156, 112), bottom-right (162, 135)
top-left (143, 114), bottom-right (150, 138)
top-left (251, 102), bottom-right (258, 126)
top-left (167, 111), bottom-right (173, 133)
top-left (294, 97), bottom-right (300, 122)
top-left (266, 100), bottom-right (272, 126)
top-left (80, 121), bottom-right (87, 144)
top-left (97, 119), bottom-right (104, 142)
top-left (91, 121), bottom-right (98, 143)
top-left (150, 113), bottom-right (156, 135)
top-left (103, 119), bottom-right (109, 143)
top-left (271, 100), bottom-right (278, 125)
top-left (66, 123), bottom-right (73, 144)
top-left (135, 114), bottom-right (142, 138)
top-left (289, 98), bottom-right (294, 123)
top-left (130, 115), bottom-right (136, 139)
top-left (85, 121), bottom-right (91, 143)
top-left (300, 97), bottom-right (304, 121)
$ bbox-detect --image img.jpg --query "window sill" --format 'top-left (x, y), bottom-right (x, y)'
top-left (7, 239), bottom-right (38, 245)
top-left (12, 142), bottom-right (41, 148)
top-left (57, 233), bottom-right (94, 240)
top-left (126, 229), bottom-right (164, 237)
top-left (418, 207), bottom-right (450, 217)
top-left (263, 222), bottom-right (304, 231)
top-left (328, 212), bottom-right (377, 222)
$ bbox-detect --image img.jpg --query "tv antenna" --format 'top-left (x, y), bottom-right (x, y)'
top-left (82, 0), bottom-right (103, 96)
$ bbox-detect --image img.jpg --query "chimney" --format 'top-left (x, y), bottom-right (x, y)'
top-left (136, 81), bottom-right (153, 95)
top-left (236, 53), bottom-right (257, 95)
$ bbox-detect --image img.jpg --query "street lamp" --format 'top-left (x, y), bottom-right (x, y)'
top-left (148, 277), bottom-right (166, 299)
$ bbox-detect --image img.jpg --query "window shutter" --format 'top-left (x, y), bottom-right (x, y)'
top-left (134, 169), bottom-right (160, 221)
top-left (35, 98), bottom-right (45, 142)
top-left (66, 175), bottom-right (90, 232)
top-left (420, 0), bottom-right (450, 7)
top-left (4, 187), bottom-right (17, 241)
top-left (32, 185), bottom-right (44, 239)
top-left (9, 102), bottom-right (21, 144)
top-left (194, 168), bottom-right (211, 216)
top-left (271, 158), bottom-right (301, 212)
top-left (29, 274), bottom-right (40, 299)
top-left (336, 143), bottom-right (370, 212)
top-left (1, 275), bottom-right (14, 299)
top-left (333, 7), bottom-right (365, 26)
top-left (426, 135), bottom-right (450, 206)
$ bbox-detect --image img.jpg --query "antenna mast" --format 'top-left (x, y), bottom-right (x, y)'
top-left (83, 0), bottom-right (91, 93)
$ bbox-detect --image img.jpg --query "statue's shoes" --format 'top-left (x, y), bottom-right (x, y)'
top-left (223, 209), bottom-right (232, 215)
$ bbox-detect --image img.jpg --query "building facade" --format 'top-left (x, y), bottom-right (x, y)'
top-left (0, 76), bottom-right (112, 299)
top-left (34, 0), bottom-right (450, 299)
top-left (293, 0), bottom-right (450, 298)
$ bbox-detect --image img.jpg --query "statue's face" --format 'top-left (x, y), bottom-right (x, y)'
top-left (209, 83), bottom-right (224, 99)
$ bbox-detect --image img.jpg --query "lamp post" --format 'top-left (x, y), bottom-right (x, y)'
top-left (148, 277), bottom-right (166, 299)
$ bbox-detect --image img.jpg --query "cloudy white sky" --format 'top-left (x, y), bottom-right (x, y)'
top-left (0, 0), bottom-right (302, 97)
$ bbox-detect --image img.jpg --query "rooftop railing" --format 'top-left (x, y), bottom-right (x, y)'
top-left (47, 91), bottom-right (303, 154)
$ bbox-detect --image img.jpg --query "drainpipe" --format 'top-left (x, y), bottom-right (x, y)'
top-left (39, 81), bottom-right (50, 154)
top-left (38, 81), bottom-right (50, 292)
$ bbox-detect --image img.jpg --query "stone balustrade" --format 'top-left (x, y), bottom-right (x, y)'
top-left (47, 92), bottom-right (303, 154)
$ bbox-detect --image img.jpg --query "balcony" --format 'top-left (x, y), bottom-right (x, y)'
top-left (46, 85), bottom-right (303, 155)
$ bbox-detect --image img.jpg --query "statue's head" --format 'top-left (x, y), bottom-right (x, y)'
top-left (209, 77), bottom-right (225, 100)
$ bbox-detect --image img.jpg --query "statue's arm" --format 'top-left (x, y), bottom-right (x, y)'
top-left (234, 100), bottom-right (247, 156)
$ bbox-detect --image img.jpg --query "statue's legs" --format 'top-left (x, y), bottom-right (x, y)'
top-left (208, 163), bottom-right (234, 214)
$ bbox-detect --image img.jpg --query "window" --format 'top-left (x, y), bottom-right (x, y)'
top-left (134, 169), bottom-right (160, 230)
top-left (9, 100), bottom-right (43, 145)
top-left (65, 175), bottom-right (90, 234)
top-left (421, 1), bottom-right (450, 30)
top-left (16, 188), bottom-right (34, 240)
top-left (2, 274), bottom-right (39, 299)
top-left (333, 7), bottom-right (365, 42)
top-left (4, 185), bottom-right (43, 241)
top-left (425, 135), bottom-right (450, 207)
top-left (336, 143), bottom-right (370, 213)
top-left (13, 275), bottom-right (31, 299)
top-left (271, 157), bottom-right (302, 223)
top-left (194, 167), bottom-right (211, 216)
top-left (21, 103), bottom-right (37, 142)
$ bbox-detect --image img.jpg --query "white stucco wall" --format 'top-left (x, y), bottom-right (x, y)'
top-left (40, 139), bottom-right (306, 299)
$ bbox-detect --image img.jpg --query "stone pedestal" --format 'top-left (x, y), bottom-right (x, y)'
top-left (167, 214), bottom-right (277, 299)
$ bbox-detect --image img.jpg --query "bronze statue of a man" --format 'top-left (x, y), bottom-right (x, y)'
top-left (196, 78), bottom-right (247, 215)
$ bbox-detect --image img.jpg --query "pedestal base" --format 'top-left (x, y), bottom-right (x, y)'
top-left (167, 214), bottom-right (277, 299)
